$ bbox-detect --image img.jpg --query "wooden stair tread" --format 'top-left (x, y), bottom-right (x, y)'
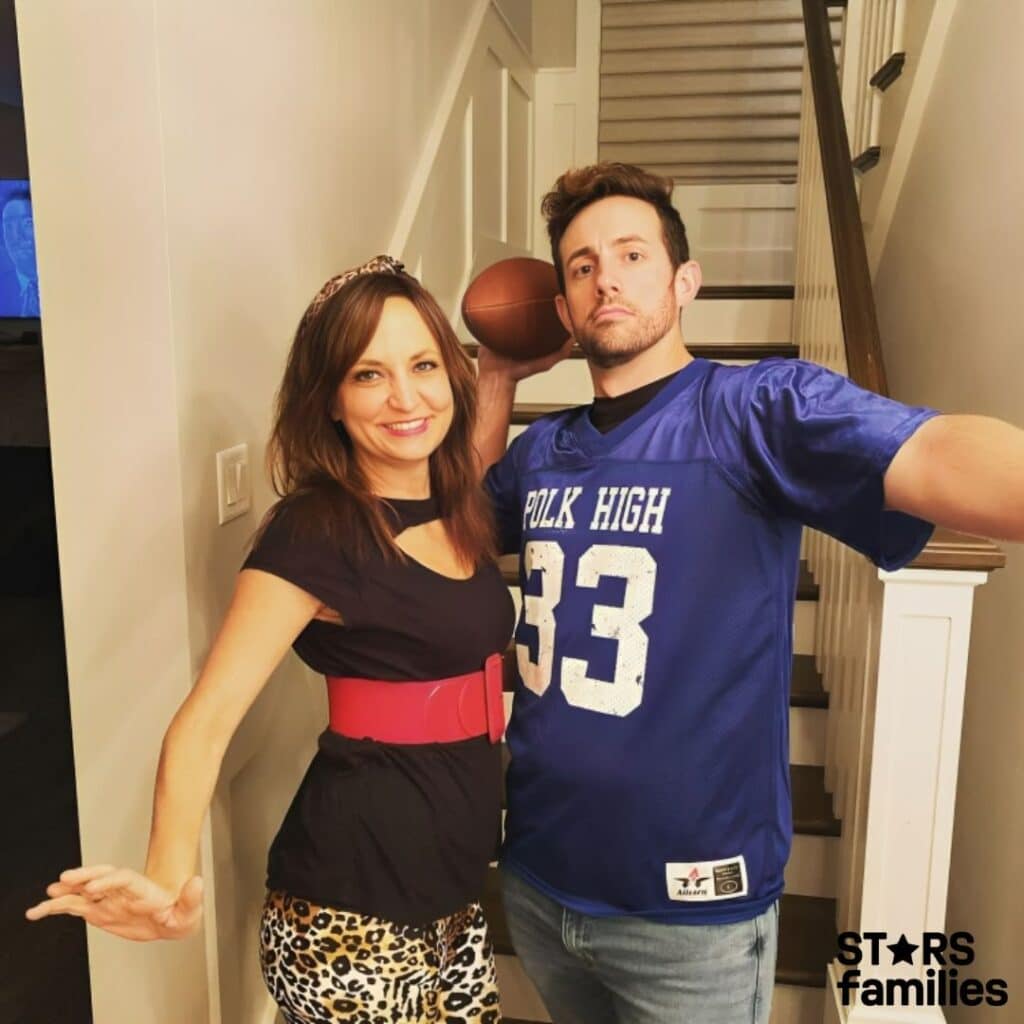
top-left (790, 654), bottom-right (827, 709)
top-left (497, 747), bottom-right (837, 837)
top-left (510, 403), bottom-right (573, 425)
top-left (776, 893), bottom-right (839, 987)
top-left (790, 764), bottom-right (840, 836)
top-left (698, 284), bottom-right (794, 300)
top-left (797, 561), bottom-right (818, 600)
top-left (502, 555), bottom-right (818, 601)
top-left (483, 869), bottom-right (836, 988)
top-left (465, 341), bottom-right (799, 362)
top-left (501, 645), bottom-right (827, 711)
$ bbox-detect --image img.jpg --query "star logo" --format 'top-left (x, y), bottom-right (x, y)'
top-left (887, 934), bottom-right (919, 965)
top-left (673, 867), bottom-right (710, 890)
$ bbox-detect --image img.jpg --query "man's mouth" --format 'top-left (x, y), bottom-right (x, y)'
top-left (592, 305), bottom-right (633, 323)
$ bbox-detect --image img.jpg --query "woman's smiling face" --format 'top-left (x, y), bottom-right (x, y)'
top-left (332, 296), bottom-right (454, 493)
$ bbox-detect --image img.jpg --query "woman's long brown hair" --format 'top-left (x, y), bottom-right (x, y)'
top-left (263, 271), bottom-right (496, 567)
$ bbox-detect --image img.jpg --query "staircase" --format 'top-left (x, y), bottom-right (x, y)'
top-left (598, 0), bottom-right (843, 184)
top-left (476, 286), bottom-right (836, 1024)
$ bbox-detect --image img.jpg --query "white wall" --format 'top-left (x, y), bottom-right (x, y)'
top-left (871, 3), bottom-right (1024, 1019)
top-left (16, 1), bottom-right (481, 1021)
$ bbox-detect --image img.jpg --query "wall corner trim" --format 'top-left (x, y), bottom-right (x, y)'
top-left (388, 0), bottom-right (492, 258)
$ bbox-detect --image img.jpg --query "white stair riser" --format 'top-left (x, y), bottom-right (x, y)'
top-left (495, 954), bottom-right (550, 1021)
top-left (771, 983), bottom-right (826, 1024)
top-left (512, 352), bottom-right (777, 406)
top-left (495, 956), bottom-right (827, 1023)
top-left (513, 359), bottom-right (593, 406)
top-left (492, 822), bottom-right (836, 902)
top-left (501, 681), bottom-right (827, 767)
top-left (794, 599), bottom-right (816, 654)
top-left (786, 833), bottom-right (839, 899)
top-left (490, 296), bottom-right (792, 357)
top-left (790, 706), bottom-right (827, 766)
top-left (686, 297), bottom-right (792, 342)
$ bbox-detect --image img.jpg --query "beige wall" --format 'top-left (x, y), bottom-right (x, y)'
top-left (17, 0), bottom-right (477, 1020)
top-left (495, 0), bottom-right (532, 55)
top-left (872, 2), bottom-right (1024, 1019)
top-left (533, 0), bottom-right (577, 68)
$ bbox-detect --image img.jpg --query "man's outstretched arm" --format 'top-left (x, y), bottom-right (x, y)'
top-left (885, 414), bottom-right (1024, 541)
top-left (473, 341), bottom-right (574, 479)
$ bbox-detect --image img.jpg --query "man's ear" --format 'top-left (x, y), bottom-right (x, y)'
top-left (674, 260), bottom-right (702, 311)
top-left (555, 293), bottom-right (575, 337)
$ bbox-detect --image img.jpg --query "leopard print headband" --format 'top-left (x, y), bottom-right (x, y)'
top-left (300, 254), bottom-right (408, 333)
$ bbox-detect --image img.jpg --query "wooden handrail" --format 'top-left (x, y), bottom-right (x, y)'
top-left (801, 0), bottom-right (1004, 572)
top-left (802, 0), bottom-right (887, 396)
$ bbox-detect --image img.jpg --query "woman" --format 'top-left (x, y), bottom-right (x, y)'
top-left (27, 256), bottom-right (515, 1024)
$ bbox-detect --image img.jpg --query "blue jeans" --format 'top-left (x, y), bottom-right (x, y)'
top-left (501, 867), bottom-right (778, 1024)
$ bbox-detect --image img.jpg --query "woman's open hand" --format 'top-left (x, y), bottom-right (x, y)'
top-left (25, 865), bottom-right (204, 942)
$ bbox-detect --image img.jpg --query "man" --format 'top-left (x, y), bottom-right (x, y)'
top-left (0, 190), bottom-right (40, 317)
top-left (473, 162), bottom-right (1024, 1024)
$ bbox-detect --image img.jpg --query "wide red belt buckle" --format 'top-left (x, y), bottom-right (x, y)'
top-left (483, 652), bottom-right (505, 744)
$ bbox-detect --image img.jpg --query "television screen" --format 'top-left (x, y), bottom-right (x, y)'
top-left (0, 180), bottom-right (39, 318)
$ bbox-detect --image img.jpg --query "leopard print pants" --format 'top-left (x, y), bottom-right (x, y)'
top-left (259, 890), bottom-right (502, 1024)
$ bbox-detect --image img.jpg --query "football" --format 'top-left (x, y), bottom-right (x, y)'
top-left (461, 257), bottom-right (569, 360)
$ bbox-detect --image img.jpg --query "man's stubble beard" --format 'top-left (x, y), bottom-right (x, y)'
top-left (572, 287), bottom-right (679, 370)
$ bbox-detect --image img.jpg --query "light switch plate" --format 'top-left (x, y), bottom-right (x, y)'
top-left (216, 443), bottom-right (251, 525)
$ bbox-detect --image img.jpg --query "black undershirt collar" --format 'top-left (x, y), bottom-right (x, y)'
top-left (589, 369), bottom-right (683, 435)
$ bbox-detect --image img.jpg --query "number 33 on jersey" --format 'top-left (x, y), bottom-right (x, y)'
top-left (517, 500), bottom-right (661, 718)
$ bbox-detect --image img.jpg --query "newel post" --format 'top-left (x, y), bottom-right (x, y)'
top-left (825, 566), bottom-right (991, 1024)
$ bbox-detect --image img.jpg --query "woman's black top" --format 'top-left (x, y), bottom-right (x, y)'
top-left (243, 495), bottom-right (515, 925)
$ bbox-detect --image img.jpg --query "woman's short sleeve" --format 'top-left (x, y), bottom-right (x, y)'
top-left (243, 501), bottom-right (362, 625)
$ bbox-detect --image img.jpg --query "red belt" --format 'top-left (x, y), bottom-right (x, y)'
top-left (326, 653), bottom-right (505, 745)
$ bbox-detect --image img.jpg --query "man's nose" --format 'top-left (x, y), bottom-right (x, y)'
top-left (595, 265), bottom-right (620, 297)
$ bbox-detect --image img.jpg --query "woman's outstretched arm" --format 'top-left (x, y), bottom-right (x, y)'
top-left (25, 568), bottom-right (322, 940)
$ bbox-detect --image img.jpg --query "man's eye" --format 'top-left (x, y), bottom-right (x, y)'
top-left (627, 251), bottom-right (642, 261)
top-left (574, 264), bottom-right (593, 277)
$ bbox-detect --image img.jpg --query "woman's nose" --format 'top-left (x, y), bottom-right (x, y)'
top-left (387, 374), bottom-right (418, 410)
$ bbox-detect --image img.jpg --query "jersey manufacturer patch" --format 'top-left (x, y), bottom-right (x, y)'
top-left (665, 856), bottom-right (748, 902)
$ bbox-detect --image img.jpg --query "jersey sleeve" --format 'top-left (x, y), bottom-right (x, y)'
top-left (484, 436), bottom-right (524, 556)
top-left (702, 359), bottom-right (939, 570)
top-left (243, 500), bottom-right (363, 624)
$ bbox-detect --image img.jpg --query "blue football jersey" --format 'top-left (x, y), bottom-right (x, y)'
top-left (486, 358), bottom-right (937, 924)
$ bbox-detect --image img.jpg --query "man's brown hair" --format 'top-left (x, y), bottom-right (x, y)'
top-left (541, 162), bottom-right (690, 291)
top-left (262, 271), bottom-right (495, 567)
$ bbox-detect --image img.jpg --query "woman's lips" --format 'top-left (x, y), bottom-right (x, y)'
top-left (381, 418), bottom-right (430, 437)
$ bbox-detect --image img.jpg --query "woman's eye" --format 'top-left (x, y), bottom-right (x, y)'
top-left (414, 360), bottom-right (440, 372)
top-left (353, 369), bottom-right (380, 382)
top-left (627, 250), bottom-right (642, 262)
